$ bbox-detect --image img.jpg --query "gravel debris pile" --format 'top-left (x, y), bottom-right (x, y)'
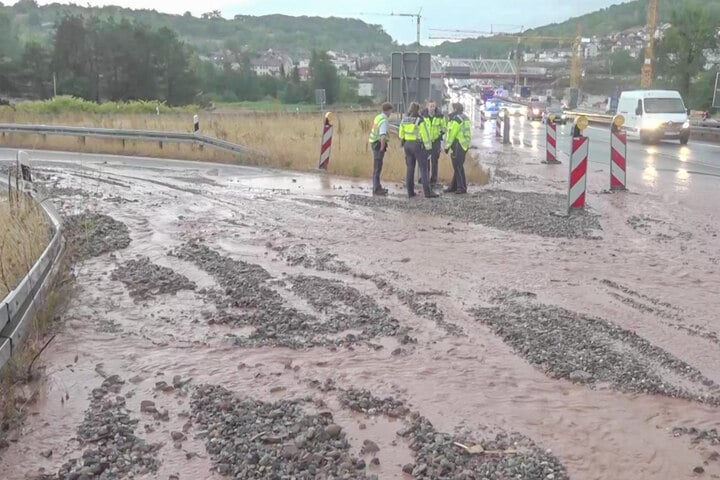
top-left (64, 213), bottom-right (131, 261)
top-left (471, 298), bottom-right (719, 403)
top-left (672, 427), bottom-right (720, 446)
top-left (272, 243), bottom-right (351, 274)
top-left (396, 288), bottom-right (463, 336)
top-left (173, 242), bottom-right (405, 348)
top-left (290, 275), bottom-right (402, 341)
top-left (398, 414), bottom-right (569, 480)
top-left (190, 384), bottom-right (376, 479)
top-left (56, 375), bottom-right (161, 479)
top-left (338, 389), bottom-right (409, 418)
top-left (347, 190), bottom-right (601, 238)
top-left (111, 256), bottom-right (196, 302)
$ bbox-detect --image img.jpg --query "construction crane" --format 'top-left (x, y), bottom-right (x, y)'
top-left (641, 0), bottom-right (659, 88)
top-left (359, 10), bottom-right (423, 46)
top-left (429, 28), bottom-right (584, 89)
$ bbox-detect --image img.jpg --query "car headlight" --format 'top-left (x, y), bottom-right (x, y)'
top-left (642, 119), bottom-right (661, 130)
top-left (561, 114), bottom-right (567, 120)
top-left (682, 121), bottom-right (690, 129)
top-left (533, 108), bottom-right (540, 115)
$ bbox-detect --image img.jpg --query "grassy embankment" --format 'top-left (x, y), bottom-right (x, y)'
top-left (0, 191), bottom-right (70, 431)
top-left (0, 97), bottom-right (489, 185)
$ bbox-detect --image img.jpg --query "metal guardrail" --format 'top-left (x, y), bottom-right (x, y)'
top-left (0, 123), bottom-right (263, 158)
top-left (0, 178), bottom-right (65, 369)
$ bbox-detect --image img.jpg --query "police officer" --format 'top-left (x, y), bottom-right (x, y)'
top-left (444, 103), bottom-right (472, 194)
top-left (368, 102), bottom-right (394, 196)
top-left (399, 102), bottom-right (438, 198)
top-left (420, 101), bottom-right (446, 186)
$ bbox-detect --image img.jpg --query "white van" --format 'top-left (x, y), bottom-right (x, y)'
top-left (617, 90), bottom-right (690, 145)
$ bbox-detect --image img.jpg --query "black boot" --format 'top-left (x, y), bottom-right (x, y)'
top-left (424, 187), bottom-right (439, 198)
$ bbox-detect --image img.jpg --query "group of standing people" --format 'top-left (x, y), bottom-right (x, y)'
top-left (369, 101), bottom-right (472, 198)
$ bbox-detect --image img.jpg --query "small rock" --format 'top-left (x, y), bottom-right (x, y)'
top-left (694, 466), bottom-right (705, 474)
top-left (325, 424), bottom-right (342, 439)
top-left (270, 386), bottom-right (286, 393)
top-left (0, 439), bottom-right (9, 450)
top-left (356, 458), bottom-right (366, 469)
top-left (140, 400), bottom-right (157, 413)
top-left (171, 431), bottom-right (186, 442)
top-left (371, 458), bottom-right (380, 466)
top-left (708, 451), bottom-right (720, 462)
top-left (412, 464), bottom-right (428, 476)
top-left (568, 370), bottom-right (593, 383)
top-left (359, 423), bottom-right (367, 430)
top-left (40, 449), bottom-right (53, 458)
top-left (361, 440), bottom-right (380, 455)
top-left (282, 443), bottom-right (299, 459)
top-left (156, 409), bottom-right (170, 422)
top-left (169, 476), bottom-right (179, 480)
top-left (217, 463), bottom-right (231, 475)
top-left (402, 463), bottom-right (415, 474)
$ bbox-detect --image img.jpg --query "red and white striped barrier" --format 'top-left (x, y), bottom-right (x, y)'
top-left (568, 136), bottom-right (589, 211)
top-left (318, 112), bottom-right (334, 170)
top-left (610, 130), bottom-right (627, 190)
top-left (546, 122), bottom-right (559, 164)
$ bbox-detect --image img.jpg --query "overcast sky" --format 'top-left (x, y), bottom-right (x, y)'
top-left (18, 0), bottom-right (634, 44)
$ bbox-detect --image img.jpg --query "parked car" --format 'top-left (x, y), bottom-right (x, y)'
top-left (527, 103), bottom-right (546, 121)
top-left (542, 106), bottom-right (568, 125)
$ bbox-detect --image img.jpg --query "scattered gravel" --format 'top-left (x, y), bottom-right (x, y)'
top-left (471, 297), bottom-right (719, 403)
top-left (270, 243), bottom-right (351, 274)
top-left (56, 375), bottom-right (161, 479)
top-left (672, 427), bottom-right (720, 446)
top-left (190, 384), bottom-right (376, 479)
top-left (347, 190), bottom-right (601, 239)
top-left (398, 414), bottom-right (569, 480)
top-left (172, 242), bottom-right (405, 348)
top-left (111, 256), bottom-right (196, 302)
top-left (64, 213), bottom-right (131, 261)
top-left (338, 389), bottom-right (410, 418)
top-left (382, 283), bottom-right (463, 336)
top-left (603, 279), bottom-right (720, 349)
top-left (289, 274), bottom-right (402, 341)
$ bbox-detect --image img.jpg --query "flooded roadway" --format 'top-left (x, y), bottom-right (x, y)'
top-left (0, 142), bottom-right (719, 479)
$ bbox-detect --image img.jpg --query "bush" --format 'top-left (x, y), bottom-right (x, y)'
top-left (3, 96), bottom-right (197, 114)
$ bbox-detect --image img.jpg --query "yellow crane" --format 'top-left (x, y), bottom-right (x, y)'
top-left (360, 10), bottom-right (423, 46)
top-left (641, 0), bottom-right (659, 88)
top-left (429, 28), bottom-right (584, 89)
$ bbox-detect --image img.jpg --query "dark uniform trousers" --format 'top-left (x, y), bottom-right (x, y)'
top-left (448, 142), bottom-right (468, 193)
top-left (404, 141), bottom-right (430, 197)
top-left (371, 142), bottom-right (385, 192)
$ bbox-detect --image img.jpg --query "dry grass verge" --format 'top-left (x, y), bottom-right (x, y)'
top-left (0, 111), bottom-right (489, 185)
top-left (0, 194), bottom-right (48, 298)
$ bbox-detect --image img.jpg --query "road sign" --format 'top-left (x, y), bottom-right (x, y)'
top-left (713, 73), bottom-right (720, 109)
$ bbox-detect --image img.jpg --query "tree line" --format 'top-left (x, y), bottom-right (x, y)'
top-left (0, 14), bottom-right (359, 106)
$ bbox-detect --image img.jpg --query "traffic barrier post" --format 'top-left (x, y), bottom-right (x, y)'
top-left (502, 109), bottom-right (510, 145)
top-left (545, 114), bottom-right (560, 164)
top-left (495, 114), bottom-right (502, 139)
top-left (610, 115), bottom-right (627, 191)
top-left (193, 114), bottom-right (199, 133)
top-left (568, 116), bottom-right (589, 212)
top-left (318, 112), bottom-right (335, 170)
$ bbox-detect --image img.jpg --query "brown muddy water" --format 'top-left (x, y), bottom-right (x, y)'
top-left (0, 149), bottom-right (719, 480)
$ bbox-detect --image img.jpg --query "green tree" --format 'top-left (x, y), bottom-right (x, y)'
top-left (20, 40), bottom-right (51, 98)
top-left (657, 2), bottom-right (718, 98)
top-left (309, 50), bottom-right (339, 104)
top-left (608, 49), bottom-right (642, 75)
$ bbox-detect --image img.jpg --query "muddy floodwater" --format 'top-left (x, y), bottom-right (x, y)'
top-left (0, 147), bottom-right (719, 480)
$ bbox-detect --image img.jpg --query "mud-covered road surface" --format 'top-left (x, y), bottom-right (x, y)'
top-left (0, 145), bottom-right (719, 480)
